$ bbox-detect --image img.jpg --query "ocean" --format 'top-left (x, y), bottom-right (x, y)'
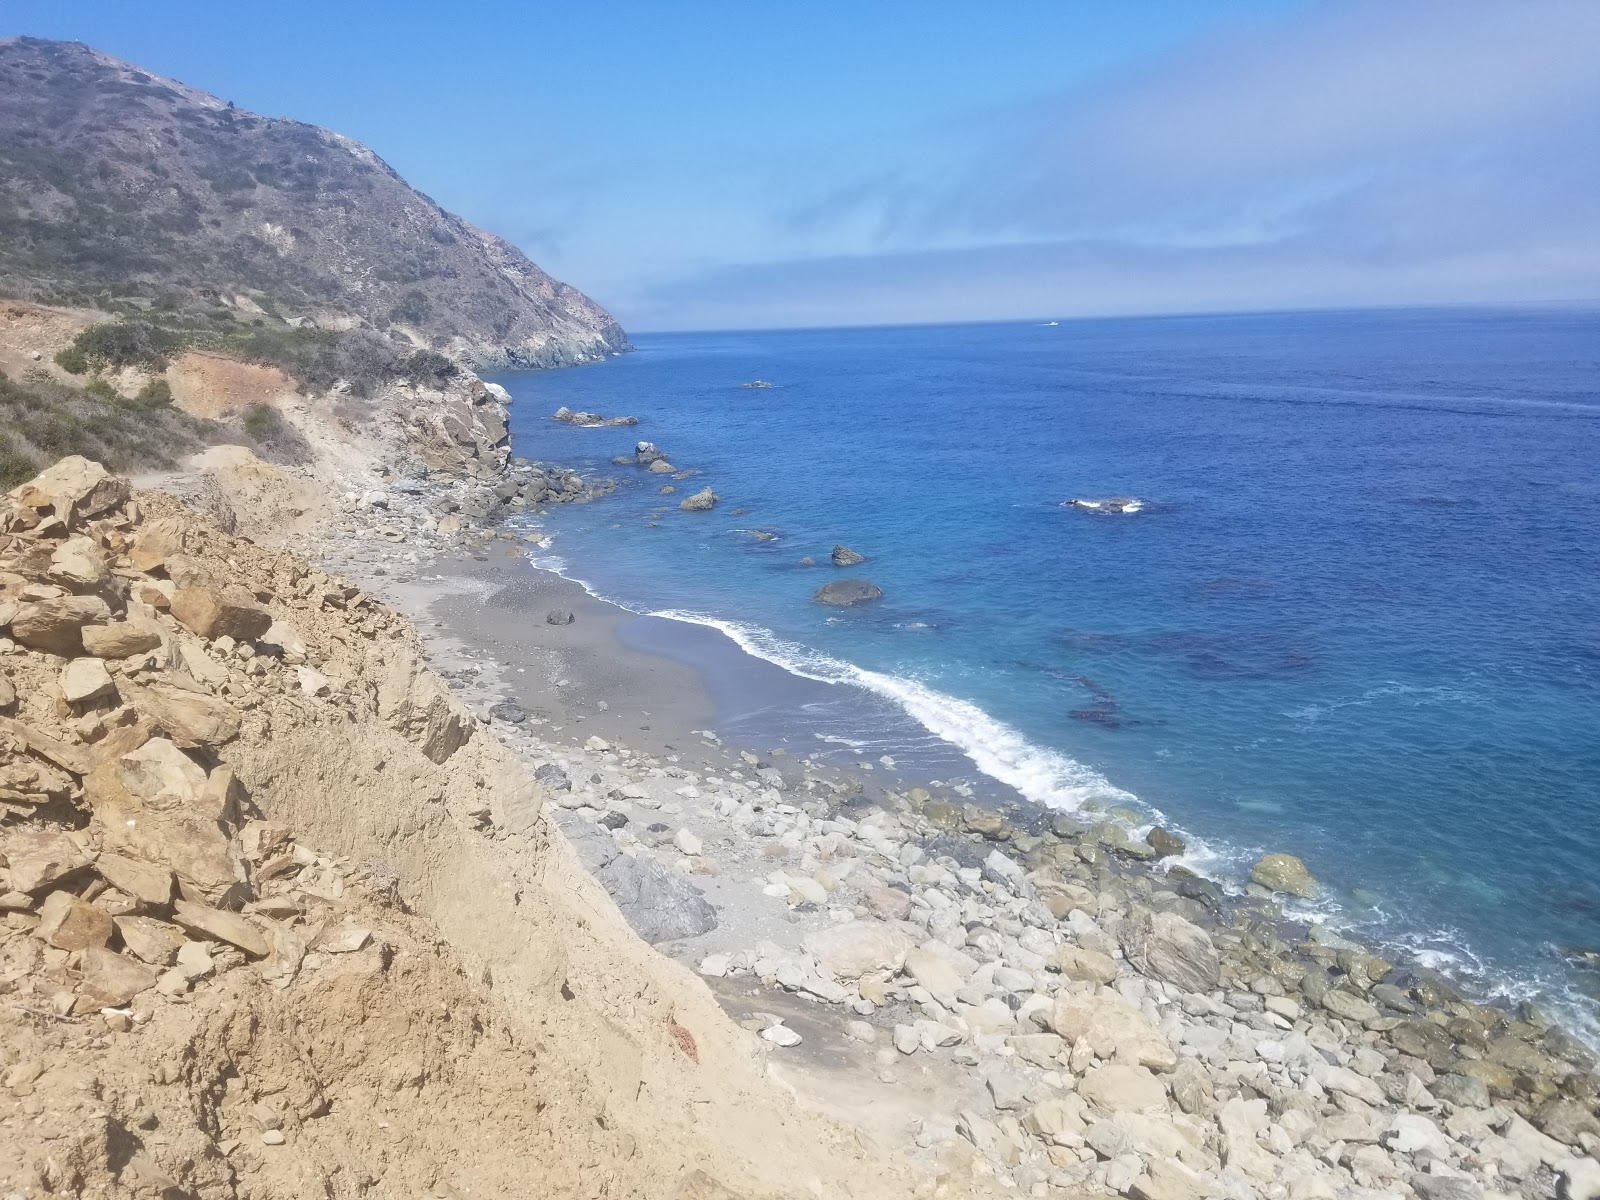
top-left (489, 305), bottom-right (1600, 1040)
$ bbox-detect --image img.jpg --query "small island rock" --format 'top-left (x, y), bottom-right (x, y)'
top-left (832, 545), bottom-right (865, 567)
top-left (814, 578), bottom-right (883, 606)
top-left (679, 487), bottom-right (718, 512)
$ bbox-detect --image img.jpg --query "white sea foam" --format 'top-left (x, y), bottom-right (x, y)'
top-left (514, 547), bottom-right (1600, 1052)
top-left (651, 606), bottom-right (1133, 813)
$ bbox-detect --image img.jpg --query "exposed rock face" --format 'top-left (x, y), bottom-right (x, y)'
top-left (813, 578), bottom-right (883, 606)
top-left (0, 38), bottom-right (628, 370)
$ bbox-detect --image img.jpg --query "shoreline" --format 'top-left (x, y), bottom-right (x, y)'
top-left (300, 427), bottom-right (1600, 1195)
top-left (329, 495), bottom-right (1600, 1050)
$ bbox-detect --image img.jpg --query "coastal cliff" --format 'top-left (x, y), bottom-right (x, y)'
top-left (0, 37), bottom-right (627, 370)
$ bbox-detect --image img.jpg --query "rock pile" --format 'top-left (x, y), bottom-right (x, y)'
top-left (537, 733), bottom-right (1600, 1199)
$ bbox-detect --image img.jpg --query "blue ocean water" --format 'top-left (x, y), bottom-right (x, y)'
top-left (491, 306), bottom-right (1600, 1035)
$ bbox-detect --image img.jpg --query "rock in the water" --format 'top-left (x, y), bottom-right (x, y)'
top-left (1250, 852), bottom-right (1318, 898)
top-left (679, 487), bottom-right (718, 512)
top-left (1120, 910), bottom-right (1220, 993)
top-left (1145, 827), bottom-right (1186, 858)
top-left (593, 853), bottom-right (717, 943)
top-left (804, 920), bottom-right (914, 980)
top-left (831, 545), bottom-right (865, 567)
top-left (632, 441), bottom-right (666, 465)
top-left (813, 578), bottom-right (883, 607)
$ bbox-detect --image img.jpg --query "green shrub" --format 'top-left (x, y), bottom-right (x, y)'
top-left (242, 402), bottom-right (281, 440)
top-left (400, 349), bottom-right (457, 383)
top-left (82, 376), bottom-right (117, 400)
top-left (134, 378), bottom-right (173, 407)
top-left (54, 345), bottom-right (88, 374)
top-left (66, 320), bottom-right (180, 371)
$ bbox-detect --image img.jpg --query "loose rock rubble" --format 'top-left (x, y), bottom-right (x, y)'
top-left (1, 458), bottom-right (920, 1200)
top-left (525, 733), bottom-right (1600, 1199)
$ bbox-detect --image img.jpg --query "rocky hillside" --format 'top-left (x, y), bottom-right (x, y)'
top-left (0, 457), bottom-right (913, 1199)
top-left (0, 37), bottom-right (628, 369)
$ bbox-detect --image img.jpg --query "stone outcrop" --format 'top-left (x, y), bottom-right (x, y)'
top-left (814, 578), bottom-right (884, 606)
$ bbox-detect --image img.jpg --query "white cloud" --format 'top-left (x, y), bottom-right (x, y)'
top-left (622, 0), bottom-right (1600, 328)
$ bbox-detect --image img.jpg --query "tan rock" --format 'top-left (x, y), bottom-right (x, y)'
top-left (1057, 945), bottom-right (1119, 985)
top-left (9, 593), bottom-right (112, 654)
top-left (678, 487), bottom-right (718, 512)
top-left (10, 456), bottom-right (128, 524)
top-left (49, 535), bottom-right (110, 590)
top-left (903, 946), bottom-right (969, 1008)
top-left (3, 828), bottom-right (91, 892)
top-left (1250, 852), bottom-right (1317, 898)
top-left (119, 679), bottom-right (241, 747)
top-left (95, 852), bottom-right (174, 907)
top-left (804, 920), bottom-right (914, 981)
top-left (77, 946), bottom-right (157, 1006)
top-left (81, 620), bottom-right (163, 659)
top-left (128, 516), bottom-right (188, 572)
top-left (170, 584), bottom-right (272, 641)
top-left (59, 657), bottom-right (117, 704)
top-left (1007, 1032), bottom-right (1067, 1067)
top-left (859, 886), bottom-right (913, 922)
top-left (1048, 992), bottom-right (1177, 1071)
top-left (86, 737), bottom-right (237, 899)
top-left (114, 915), bottom-right (186, 966)
top-left (1079, 1064), bottom-right (1170, 1114)
top-left (0, 674), bottom-right (14, 710)
top-left (36, 890), bottom-right (115, 950)
top-left (259, 618), bottom-right (307, 663)
top-left (171, 899), bottom-right (268, 957)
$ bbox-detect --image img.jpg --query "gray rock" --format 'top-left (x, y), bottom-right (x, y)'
top-left (489, 701), bottom-right (526, 724)
top-left (546, 609), bottom-right (576, 625)
top-left (1410, 1175), bottom-right (1480, 1200)
top-left (1250, 852), bottom-right (1318, 898)
top-left (678, 487), bottom-right (718, 512)
top-left (813, 578), bottom-right (883, 606)
top-left (1432, 1073), bottom-right (1491, 1109)
top-left (1121, 909), bottom-right (1220, 993)
top-left (535, 763), bottom-right (572, 792)
top-left (831, 545), bottom-right (865, 567)
top-left (594, 854), bottom-right (718, 943)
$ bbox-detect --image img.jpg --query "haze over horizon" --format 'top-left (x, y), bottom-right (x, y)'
top-left (6, 0), bottom-right (1599, 332)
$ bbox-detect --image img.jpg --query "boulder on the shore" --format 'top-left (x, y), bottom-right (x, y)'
top-left (593, 852), bottom-right (717, 944)
top-left (813, 578), bottom-right (883, 606)
top-left (1120, 909), bottom-right (1220, 993)
top-left (1251, 852), bottom-right (1318, 898)
top-left (1145, 826), bottom-right (1186, 858)
top-left (679, 487), bottom-right (718, 512)
top-left (831, 545), bottom-right (865, 567)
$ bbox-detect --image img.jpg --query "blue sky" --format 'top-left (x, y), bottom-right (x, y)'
top-left (6, 1), bottom-right (1599, 330)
